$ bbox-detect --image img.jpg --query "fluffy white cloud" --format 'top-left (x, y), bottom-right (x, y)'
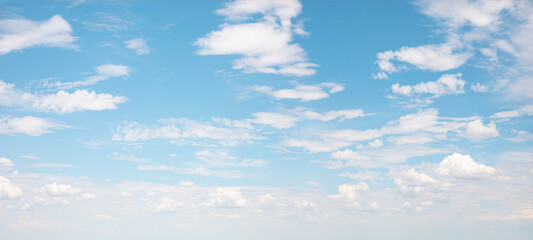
top-left (48, 64), bottom-right (130, 89)
top-left (0, 116), bottom-right (68, 136)
top-left (328, 183), bottom-right (368, 207)
top-left (0, 176), bottom-right (22, 199)
top-left (0, 15), bottom-right (77, 55)
top-left (461, 120), bottom-right (499, 140)
top-left (490, 105), bottom-right (533, 119)
top-left (124, 38), bottom-right (150, 55)
top-left (435, 153), bottom-right (496, 179)
top-left (376, 42), bottom-right (470, 75)
top-left (253, 82), bottom-right (344, 101)
top-left (206, 187), bottom-right (248, 207)
top-left (195, 0), bottom-right (317, 76)
top-left (0, 80), bottom-right (127, 113)
top-left (215, 0), bottom-right (302, 28)
top-left (391, 73), bottom-right (465, 96)
top-left (42, 182), bottom-right (81, 196)
top-left (415, 0), bottom-right (514, 28)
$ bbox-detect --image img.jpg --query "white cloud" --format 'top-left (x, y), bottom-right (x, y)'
top-left (124, 38), bottom-right (150, 55)
top-left (391, 73), bottom-right (465, 96)
top-left (215, 0), bottom-right (302, 28)
top-left (153, 197), bottom-right (184, 212)
top-left (490, 105), bottom-right (533, 119)
top-left (415, 0), bottom-right (514, 28)
top-left (112, 118), bottom-right (259, 145)
top-left (0, 15), bottom-right (77, 55)
top-left (507, 130), bottom-right (533, 143)
top-left (435, 153), bottom-right (496, 179)
top-left (295, 108), bottom-right (367, 121)
top-left (328, 183), bottom-right (368, 207)
top-left (0, 157), bottom-right (15, 171)
top-left (178, 181), bottom-right (195, 187)
top-left (195, 0), bottom-right (317, 76)
top-left (253, 82), bottom-right (344, 102)
top-left (460, 120), bottom-right (499, 140)
top-left (0, 80), bottom-right (127, 113)
top-left (28, 163), bottom-right (79, 168)
top-left (0, 176), bottom-right (22, 199)
top-left (193, 150), bottom-right (267, 167)
top-left (109, 152), bottom-right (148, 163)
top-left (471, 82), bottom-right (489, 92)
top-left (387, 133), bottom-right (439, 145)
top-left (284, 108), bottom-right (478, 153)
top-left (42, 182), bottom-right (81, 196)
top-left (368, 139), bottom-right (383, 148)
top-left (248, 112), bottom-right (299, 129)
top-left (376, 42), bottom-right (470, 74)
top-left (0, 116), bottom-right (68, 136)
top-left (48, 64), bottom-right (130, 89)
top-left (206, 187), bottom-right (248, 207)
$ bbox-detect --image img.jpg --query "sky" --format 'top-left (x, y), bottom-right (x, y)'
top-left (0, 0), bottom-right (532, 239)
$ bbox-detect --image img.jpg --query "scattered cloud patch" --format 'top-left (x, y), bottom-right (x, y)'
top-left (0, 80), bottom-right (127, 113)
top-left (391, 73), bottom-right (465, 97)
top-left (0, 116), bottom-right (68, 136)
top-left (253, 82), bottom-right (344, 102)
top-left (124, 38), bottom-right (150, 55)
top-left (195, 0), bottom-right (317, 76)
top-left (0, 15), bottom-right (77, 55)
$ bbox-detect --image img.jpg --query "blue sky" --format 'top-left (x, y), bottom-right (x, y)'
top-left (0, 0), bottom-right (532, 239)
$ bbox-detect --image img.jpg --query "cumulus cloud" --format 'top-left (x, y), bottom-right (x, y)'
top-left (460, 120), bottom-right (499, 140)
top-left (328, 183), bottom-right (369, 207)
top-left (391, 73), bottom-right (465, 96)
top-left (195, 0), bottom-right (317, 76)
top-left (206, 187), bottom-right (248, 207)
top-left (0, 80), bottom-right (127, 113)
top-left (48, 64), bottom-right (130, 89)
top-left (42, 182), bottom-right (82, 196)
top-left (253, 82), bottom-right (344, 101)
top-left (0, 15), bottom-right (77, 55)
top-left (0, 176), bottom-right (22, 199)
top-left (124, 38), bottom-right (150, 55)
top-left (435, 153), bottom-right (496, 179)
top-left (0, 116), bottom-right (68, 136)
